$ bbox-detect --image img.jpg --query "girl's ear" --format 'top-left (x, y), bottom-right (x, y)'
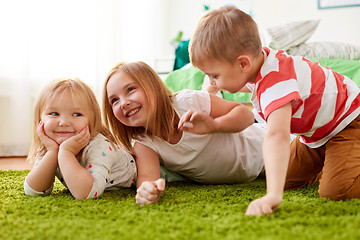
top-left (236, 55), bottom-right (252, 72)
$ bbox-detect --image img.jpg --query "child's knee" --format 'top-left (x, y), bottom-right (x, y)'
top-left (318, 178), bottom-right (360, 200)
top-left (318, 187), bottom-right (345, 200)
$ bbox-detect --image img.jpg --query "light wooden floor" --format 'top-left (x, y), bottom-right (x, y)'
top-left (0, 157), bottom-right (33, 170)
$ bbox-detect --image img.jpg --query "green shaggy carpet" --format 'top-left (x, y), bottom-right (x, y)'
top-left (1, 170), bottom-right (359, 240)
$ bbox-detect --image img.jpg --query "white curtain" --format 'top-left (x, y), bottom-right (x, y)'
top-left (0, 0), bottom-right (163, 156)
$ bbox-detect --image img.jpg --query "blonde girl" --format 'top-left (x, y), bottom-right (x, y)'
top-left (25, 78), bottom-right (136, 200)
top-left (103, 61), bottom-right (265, 206)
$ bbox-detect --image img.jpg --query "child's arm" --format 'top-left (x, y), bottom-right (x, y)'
top-left (25, 122), bottom-right (59, 194)
top-left (245, 102), bottom-right (292, 215)
top-left (57, 126), bottom-right (93, 200)
top-left (179, 93), bottom-right (254, 134)
top-left (133, 142), bottom-right (165, 206)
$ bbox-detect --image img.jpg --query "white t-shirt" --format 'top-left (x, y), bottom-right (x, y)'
top-left (138, 89), bottom-right (265, 184)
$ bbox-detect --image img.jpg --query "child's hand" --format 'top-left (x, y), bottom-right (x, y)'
top-left (59, 126), bottom-right (90, 155)
top-left (245, 193), bottom-right (282, 215)
top-left (37, 121), bottom-right (59, 152)
top-left (136, 178), bottom-right (165, 206)
top-left (178, 110), bottom-right (217, 134)
top-left (204, 84), bottom-right (221, 95)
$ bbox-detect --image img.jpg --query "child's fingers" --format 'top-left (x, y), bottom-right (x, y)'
top-left (178, 110), bottom-right (195, 128)
top-left (179, 122), bottom-right (194, 132)
top-left (154, 178), bottom-right (166, 191)
top-left (194, 112), bottom-right (212, 123)
top-left (78, 131), bottom-right (90, 148)
top-left (79, 125), bottom-right (89, 136)
top-left (36, 121), bottom-right (45, 136)
top-left (244, 202), bottom-right (259, 215)
top-left (36, 121), bottom-right (59, 151)
top-left (136, 190), bottom-right (158, 203)
top-left (261, 205), bottom-right (273, 215)
top-left (136, 180), bottom-right (163, 205)
top-left (60, 126), bottom-right (90, 154)
top-left (136, 193), bottom-right (156, 206)
top-left (245, 198), bottom-right (275, 216)
top-left (36, 122), bottom-right (50, 144)
top-left (82, 126), bottom-right (91, 141)
top-left (36, 122), bottom-right (49, 140)
top-left (137, 181), bottom-right (157, 195)
top-left (135, 195), bottom-right (150, 206)
top-left (189, 111), bottom-right (200, 122)
top-left (72, 126), bottom-right (90, 143)
top-left (251, 205), bottom-right (272, 215)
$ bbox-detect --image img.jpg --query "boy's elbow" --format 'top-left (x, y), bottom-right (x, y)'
top-left (265, 130), bottom-right (290, 144)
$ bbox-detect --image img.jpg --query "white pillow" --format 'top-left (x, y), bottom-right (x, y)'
top-left (265, 20), bottom-right (320, 51)
top-left (287, 41), bottom-right (360, 60)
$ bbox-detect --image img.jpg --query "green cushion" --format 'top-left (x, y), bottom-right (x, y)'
top-left (163, 66), bottom-right (252, 102)
top-left (164, 66), bottom-right (205, 93)
top-left (173, 40), bottom-right (190, 70)
top-left (164, 59), bottom-right (360, 103)
top-left (313, 59), bottom-right (360, 86)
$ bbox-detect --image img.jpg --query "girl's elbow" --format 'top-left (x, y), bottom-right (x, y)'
top-left (75, 196), bottom-right (87, 200)
top-left (72, 183), bottom-right (95, 200)
top-left (242, 108), bottom-right (255, 127)
top-left (73, 193), bottom-right (89, 200)
top-left (244, 113), bottom-right (255, 129)
top-left (24, 189), bottom-right (36, 197)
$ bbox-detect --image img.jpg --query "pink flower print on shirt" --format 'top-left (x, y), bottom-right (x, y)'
top-left (109, 146), bottom-right (112, 151)
top-left (94, 192), bottom-right (98, 197)
top-left (88, 164), bottom-right (93, 173)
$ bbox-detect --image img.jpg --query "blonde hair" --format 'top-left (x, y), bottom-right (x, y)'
top-left (102, 61), bottom-right (175, 153)
top-left (189, 6), bottom-right (262, 68)
top-left (27, 78), bottom-right (116, 162)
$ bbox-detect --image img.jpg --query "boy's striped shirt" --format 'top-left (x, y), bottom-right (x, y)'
top-left (250, 47), bottom-right (360, 147)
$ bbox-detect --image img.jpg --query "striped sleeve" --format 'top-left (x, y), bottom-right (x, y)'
top-left (255, 47), bottom-right (360, 147)
top-left (256, 49), bottom-right (303, 120)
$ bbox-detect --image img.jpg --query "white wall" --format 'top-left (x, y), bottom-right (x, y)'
top-left (158, 0), bottom-right (360, 66)
top-left (155, 0), bottom-right (206, 72)
top-left (252, 0), bottom-right (360, 46)
top-left (157, 0), bottom-right (255, 71)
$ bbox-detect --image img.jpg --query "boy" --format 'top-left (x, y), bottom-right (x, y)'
top-left (189, 6), bottom-right (360, 215)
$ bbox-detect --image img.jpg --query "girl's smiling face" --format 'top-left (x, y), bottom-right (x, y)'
top-left (41, 90), bottom-right (89, 145)
top-left (106, 71), bottom-right (153, 130)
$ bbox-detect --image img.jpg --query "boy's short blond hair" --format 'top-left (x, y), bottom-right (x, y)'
top-left (189, 6), bottom-right (262, 68)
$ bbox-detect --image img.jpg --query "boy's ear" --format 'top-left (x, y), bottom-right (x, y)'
top-left (236, 55), bottom-right (252, 72)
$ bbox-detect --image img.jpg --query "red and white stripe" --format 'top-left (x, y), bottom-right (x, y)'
top-left (252, 47), bottom-right (360, 148)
